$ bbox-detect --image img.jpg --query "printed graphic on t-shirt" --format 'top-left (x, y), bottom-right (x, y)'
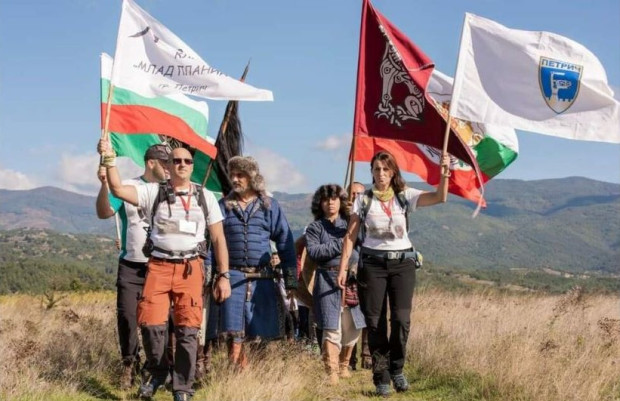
top-left (366, 214), bottom-right (407, 240)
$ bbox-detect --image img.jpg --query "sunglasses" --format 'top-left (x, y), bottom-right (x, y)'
top-left (170, 158), bottom-right (194, 165)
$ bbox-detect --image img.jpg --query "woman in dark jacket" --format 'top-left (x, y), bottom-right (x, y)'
top-left (305, 184), bottom-right (365, 385)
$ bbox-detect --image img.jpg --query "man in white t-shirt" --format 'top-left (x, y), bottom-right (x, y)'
top-left (99, 140), bottom-right (231, 401)
top-left (96, 144), bottom-right (169, 390)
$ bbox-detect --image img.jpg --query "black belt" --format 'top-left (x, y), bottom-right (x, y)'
top-left (151, 256), bottom-right (200, 264)
top-left (152, 246), bottom-right (198, 258)
top-left (318, 266), bottom-right (339, 271)
top-left (361, 247), bottom-right (416, 261)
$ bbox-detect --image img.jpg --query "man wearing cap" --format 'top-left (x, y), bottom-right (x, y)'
top-left (98, 140), bottom-right (231, 401)
top-left (96, 143), bottom-right (170, 390)
top-left (208, 156), bottom-right (297, 368)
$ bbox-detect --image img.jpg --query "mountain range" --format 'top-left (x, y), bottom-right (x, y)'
top-left (1, 177), bottom-right (618, 274)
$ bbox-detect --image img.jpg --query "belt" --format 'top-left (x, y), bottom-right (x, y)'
top-left (230, 266), bottom-right (274, 280)
top-left (361, 247), bottom-right (416, 261)
top-left (230, 266), bottom-right (260, 273)
top-left (318, 266), bottom-right (339, 271)
top-left (151, 255), bottom-right (200, 264)
top-left (152, 246), bottom-right (198, 258)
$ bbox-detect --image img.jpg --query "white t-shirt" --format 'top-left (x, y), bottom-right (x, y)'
top-left (352, 187), bottom-right (423, 251)
top-left (109, 177), bottom-right (150, 263)
top-left (136, 183), bottom-right (223, 258)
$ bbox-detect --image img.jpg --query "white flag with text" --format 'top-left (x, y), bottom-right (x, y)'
top-left (112, 0), bottom-right (273, 101)
top-left (450, 13), bottom-right (619, 143)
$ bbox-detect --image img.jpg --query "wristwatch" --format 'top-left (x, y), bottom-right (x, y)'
top-left (217, 271), bottom-right (231, 280)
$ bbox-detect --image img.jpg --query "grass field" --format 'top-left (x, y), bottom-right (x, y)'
top-left (1, 286), bottom-right (618, 401)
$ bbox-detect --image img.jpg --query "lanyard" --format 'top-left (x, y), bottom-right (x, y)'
top-left (379, 198), bottom-right (394, 220)
top-left (179, 192), bottom-right (192, 221)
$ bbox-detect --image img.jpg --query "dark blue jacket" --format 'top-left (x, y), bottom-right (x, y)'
top-left (305, 216), bottom-right (358, 269)
top-left (218, 196), bottom-right (296, 285)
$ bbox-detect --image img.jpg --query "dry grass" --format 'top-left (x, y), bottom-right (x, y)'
top-left (411, 286), bottom-right (620, 401)
top-left (0, 288), bottom-right (618, 401)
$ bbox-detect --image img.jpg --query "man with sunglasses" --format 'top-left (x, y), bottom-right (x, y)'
top-left (96, 143), bottom-right (169, 390)
top-left (98, 140), bottom-right (231, 401)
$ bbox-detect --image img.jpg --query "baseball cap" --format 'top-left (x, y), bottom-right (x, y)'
top-left (144, 144), bottom-right (171, 162)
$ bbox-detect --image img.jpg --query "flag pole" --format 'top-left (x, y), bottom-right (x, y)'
top-left (445, 13), bottom-right (485, 216)
top-left (346, 0), bottom-right (368, 200)
top-left (343, 139), bottom-right (353, 190)
top-left (99, 59), bottom-right (122, 243)
top-left (201, 60), bottom-right (252, 189)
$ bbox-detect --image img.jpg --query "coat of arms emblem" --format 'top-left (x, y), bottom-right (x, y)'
top-left (539, 57), bottom-right (582, 114)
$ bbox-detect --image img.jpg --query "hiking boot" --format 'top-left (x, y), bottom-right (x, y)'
top-left (375, 383), bottom-right (391, 397)
top-left (391, 373), bottom-right (409, 392)
top-left (138, 377), bottom-right (162, 399)
top-left (173, 391), bottom-right (193, 401)
top-left (119, 363), bottom-right (133, 390)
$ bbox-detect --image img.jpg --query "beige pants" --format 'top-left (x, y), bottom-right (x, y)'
top-left (322, 307), bottom-right (362, 350)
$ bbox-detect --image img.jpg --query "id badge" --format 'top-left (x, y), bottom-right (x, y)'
top-left (179, 219), bottom-right (197, 234)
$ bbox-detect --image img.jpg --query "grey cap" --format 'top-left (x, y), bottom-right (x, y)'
top-left (144, 144), bottom-right (171, 162)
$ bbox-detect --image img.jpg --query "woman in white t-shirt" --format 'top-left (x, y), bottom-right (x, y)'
top-left (337, 150), bottom-right (450, 397)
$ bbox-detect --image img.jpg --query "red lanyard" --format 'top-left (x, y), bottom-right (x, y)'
top-left (179, 193), bottom-right (192, 220)
top-left (379, 198), bottom-right (394, 220)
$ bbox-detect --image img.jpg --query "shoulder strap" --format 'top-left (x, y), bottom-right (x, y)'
top-left (150, 181), bottom-right (168, 227)
top-left (358, 189), bottom-right (374, 243)
top-left (193, 184), bottom-right (209, 223)
top-left (395, 191), bottom-right (410, 234)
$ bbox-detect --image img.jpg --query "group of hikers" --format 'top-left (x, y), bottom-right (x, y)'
top-left (96, 137), bottom-right (451, 400)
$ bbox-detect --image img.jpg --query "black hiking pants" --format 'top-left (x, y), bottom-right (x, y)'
top-left (358, 255), bottom-right (416, 386)
top-left (116, 258), bottom-right (147, 366)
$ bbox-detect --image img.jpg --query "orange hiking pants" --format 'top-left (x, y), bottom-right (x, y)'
top-left (137, 257), bottom-right (204, 328)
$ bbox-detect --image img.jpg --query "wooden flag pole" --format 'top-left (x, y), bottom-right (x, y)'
top-left (343, 138), bottom-right (354, 193)
top-left (201, 60), bottom-right (252, 189)
top-left (440, 114), bottom-right (452, 176)
top-left (345, 0), bottom-right (368, 201)
top-left (100, 74), bottom-right (122, 243)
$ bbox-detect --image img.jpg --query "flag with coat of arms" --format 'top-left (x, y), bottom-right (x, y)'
top-left (450, 13), bottom-right (620, 143)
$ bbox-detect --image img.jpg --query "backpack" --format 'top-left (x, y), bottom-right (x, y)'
top-left (142, 180), bottom-right (211, 258)
top-left (357, 189), bottom-right (410, 243)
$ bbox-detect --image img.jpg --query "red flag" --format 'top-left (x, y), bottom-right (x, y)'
top-left (353, 0), bottom-right (483, 204)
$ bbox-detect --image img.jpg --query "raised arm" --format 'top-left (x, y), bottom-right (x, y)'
top-left (98, 138), bottom-right (139, 206)
top-left (95, 168), bottom-right (115, 219)
top-left (417, 153), bottom-right (450, 208)
top-left (337, 213), bottom-right (361, 289)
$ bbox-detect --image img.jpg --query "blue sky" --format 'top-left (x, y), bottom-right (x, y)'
top-left (0, 0), bottom-right (618, 195)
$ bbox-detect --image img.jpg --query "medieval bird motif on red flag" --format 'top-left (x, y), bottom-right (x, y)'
top-left (375, 31), bottom-right (426, 127)
top-left (353, 0), bottom-right (479, 171)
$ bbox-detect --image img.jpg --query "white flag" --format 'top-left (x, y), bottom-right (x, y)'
top-left (112, 0), bottom-right (273, 101)
top-left (450, 13), bottom-right (620, 143)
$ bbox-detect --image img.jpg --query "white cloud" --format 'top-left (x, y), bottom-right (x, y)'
top-left (0, 166), bottom-right (38, 190)
top-left (249, 147), bottom-right (308, 193)
top-left (315, 133), bottom-right (351, 151)
top-left (56, 152), bottom-right (143, 195)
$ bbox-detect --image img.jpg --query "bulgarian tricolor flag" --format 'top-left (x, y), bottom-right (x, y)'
top-left (100, 53), bottom-right (221, 191)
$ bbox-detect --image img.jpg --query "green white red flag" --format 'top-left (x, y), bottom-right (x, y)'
top-left (100, 53), bottom-right (221, 191)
